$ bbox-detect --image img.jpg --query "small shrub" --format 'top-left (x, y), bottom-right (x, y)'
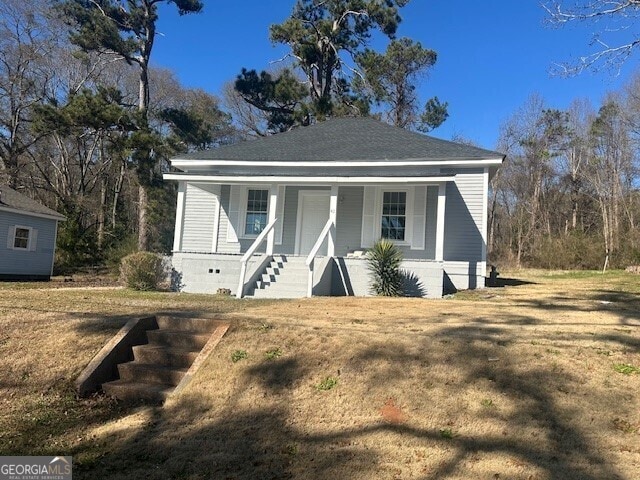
top-left (283, 444), bottom-right (298, 456)
top-left (258, 323), bottom-right (274, 333)
top-left (119, 251), bottom-right (164, 291)
top-left (366, 239), bottom-right (404, 296)
top-left (265, 348), bottom-right (282, 360)
top-left (480, 398), bottom-right (494, 408)
top-left (316, 376), bottom-right (338, 391)
top-left (439, 428), bottom-right (455, 439)
top-left (613, 363), bottom-right (640, 375)
top-left (231, 350), bottom-right (248, 363)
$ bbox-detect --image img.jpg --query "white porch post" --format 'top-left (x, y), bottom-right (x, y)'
top-left (266, 184), bottom-right (278, 255)
top-left (172, 181), bottom-right (186, 252)
top-left (328, 185), bottom-right (338, 257)
top-left (435, 183), bottom-right (447, 262)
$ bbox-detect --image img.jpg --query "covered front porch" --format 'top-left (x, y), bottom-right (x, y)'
top-left (166, 178), bottom-right (452, 298)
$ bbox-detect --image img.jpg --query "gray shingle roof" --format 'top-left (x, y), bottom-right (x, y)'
top-left (0, 185), bottom-right (65, 220)
top-left (175, 117), bottom-right (504, 162)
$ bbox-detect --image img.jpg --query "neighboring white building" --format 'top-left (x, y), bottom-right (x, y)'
top-left (164, 117), bottom-right (504, 298)
top-left (0, 186), bottom-right (65, 280)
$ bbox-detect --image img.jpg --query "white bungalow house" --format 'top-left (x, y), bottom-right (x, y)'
top-left (0, 185), bottom-right (66, 280)
top-left (164, 117), bottom-right (504, 298)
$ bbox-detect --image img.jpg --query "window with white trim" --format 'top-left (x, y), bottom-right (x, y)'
top-left (13, 227), bottom-right (31, 249)
top-left (244, 189), bottom-right (269, 236)
top-left (381, 191), bottom-right (407, 241)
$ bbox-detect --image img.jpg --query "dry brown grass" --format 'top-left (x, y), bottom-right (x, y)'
top-left (0, 270), bottom-right (639, 479)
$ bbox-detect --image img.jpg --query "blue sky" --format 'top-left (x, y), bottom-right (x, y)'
top-left (153, 1), bottom-right (638, 150)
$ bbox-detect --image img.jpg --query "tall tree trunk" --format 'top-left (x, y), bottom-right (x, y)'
top-left (603, 199), bottom-right (609, 255)
top-left (137, 184), bottom-right (148, 251)
top-left (528, 168), bottom-right (542, 255)
top-left (570, 168), bottom-right (580, 230)
top-left (136, 57), bottom-right (151, 251)
top-left (98, 178), bottom-right (106, 249)
top-left (112, 158), bottom-right (126, 229)
top-left (611, 172), bottom-right (620, 252)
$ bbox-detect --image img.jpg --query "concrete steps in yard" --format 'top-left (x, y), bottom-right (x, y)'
top-left (101, 316), bottom-right (229, 404)
top-left (132, 344), bottom-right (199, 368)
top-left (249, 255), bottom-right (310, 298)
top-left (100, 379), bottom-right (175, 403)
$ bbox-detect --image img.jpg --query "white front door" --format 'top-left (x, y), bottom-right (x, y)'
top-left (295, 191), bottom-right (331, 255)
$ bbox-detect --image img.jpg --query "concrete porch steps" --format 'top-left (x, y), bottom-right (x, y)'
top-left (101, 316), bottom-right (229, 404)
top-left (249, 255), bottom-right (309, 299)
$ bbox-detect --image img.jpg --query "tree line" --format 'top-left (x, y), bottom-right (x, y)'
top-left (490, 81), bottom-right (640, 270)
top-left (489, 0), bottom-right (640, 270)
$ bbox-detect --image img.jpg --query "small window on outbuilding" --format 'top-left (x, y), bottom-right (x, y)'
top-left (13, 227), bottom-right (31, 250)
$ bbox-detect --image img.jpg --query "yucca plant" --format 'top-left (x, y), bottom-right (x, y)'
top-left (366, 239), bottom-right (404, 296)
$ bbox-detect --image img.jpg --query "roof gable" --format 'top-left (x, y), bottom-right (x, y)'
top-left (175, 117), bottom-right (504, 163)
top-left (0, 185), bottom-right (65, 220)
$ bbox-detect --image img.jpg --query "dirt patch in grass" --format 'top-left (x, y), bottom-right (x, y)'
top-left (0, 270), bottom-right (639, 479)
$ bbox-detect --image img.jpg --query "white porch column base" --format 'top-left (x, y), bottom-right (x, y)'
top-left (435, 183), bottom-right (446, 262)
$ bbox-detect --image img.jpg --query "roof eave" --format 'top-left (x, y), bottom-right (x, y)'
top-left (0, 205), bottom-right (66, 221)
top-left (171, 157), bottom-right (505, 169)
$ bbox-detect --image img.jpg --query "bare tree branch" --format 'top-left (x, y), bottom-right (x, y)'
top-left (544, 0), bottom-right (640, 75)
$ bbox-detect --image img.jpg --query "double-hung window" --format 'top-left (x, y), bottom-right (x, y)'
top-left (13, 227), bottom-right (31, 249)
top-left (244, 189), bottom-right (269, 236)
top-left (361, 186), bottom-right (424, 249)
top-left (381, 191), bottom-right (407, 241)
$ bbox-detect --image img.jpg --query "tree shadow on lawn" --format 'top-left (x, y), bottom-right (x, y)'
top-left (488, 277), bottom-right (537, 288)
top-left (72, 366), bottom-right (380, 479)
top-left (592, 290), bottom-right (640, 326)
top-left (510, 292), bottom-right (640, 326)
top-left (352, 326), bottom-right (625, 479)
top-left (0, 379), bottom-right (132, 457)
top-left (71, 321), bottom-right (630, 480)
top-left (470, 315), bottom-right (541, 326)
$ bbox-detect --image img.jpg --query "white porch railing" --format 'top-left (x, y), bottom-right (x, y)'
top-left (304, 219), bottom-right (335, 298)
top-left (237, 218), bottom-right (278, 299)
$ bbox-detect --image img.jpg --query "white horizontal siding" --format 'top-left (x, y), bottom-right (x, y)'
top-left (440, 168), bottom-right (487, 291)
top-left (335, 186), bottom-right (363, 256)
top-left (181, 183), bottom-right (219, 253)
top-left (443, 169), bottom-right (485, 262)
top-left (216, 185), bottom-right (241, 254)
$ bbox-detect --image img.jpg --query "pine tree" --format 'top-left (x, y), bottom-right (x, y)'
top-left (57, 0), bottom-right (203, 250)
